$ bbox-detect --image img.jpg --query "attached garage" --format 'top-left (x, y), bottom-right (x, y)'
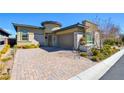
top-left (54, 27), bottom-right (82, 49)
top-left (58, 33), bottom-right (74, 49)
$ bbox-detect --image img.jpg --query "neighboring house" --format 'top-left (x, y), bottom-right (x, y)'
top-left (13, 20), bottom-right (100, 49)
top-left (0, 28), bottom-right (10, 45)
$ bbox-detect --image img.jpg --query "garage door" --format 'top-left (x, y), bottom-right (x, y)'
top-left (34, 34), bottom-right (44, 45)
top-left (58, 33), bottom-right (74, 49)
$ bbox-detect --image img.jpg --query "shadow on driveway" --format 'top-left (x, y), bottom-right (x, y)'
top-left (41, 47), bottom-right (73, 52)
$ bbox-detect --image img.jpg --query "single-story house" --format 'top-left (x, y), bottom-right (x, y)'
top-left (0, 28), bottom-right (10, 45)
top-left (13, 20), bottom-right (101, 50)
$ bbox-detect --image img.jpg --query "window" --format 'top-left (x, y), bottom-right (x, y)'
top-left (86, 32), bottom-right (93, 44)
top-left (21, 30), bottom-right (29, 41)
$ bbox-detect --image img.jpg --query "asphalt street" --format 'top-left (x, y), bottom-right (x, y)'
top-left (100, 55), bottom-right (124, 80)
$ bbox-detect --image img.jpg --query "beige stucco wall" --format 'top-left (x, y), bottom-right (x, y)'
top-left (44, 24), bottom-right (61, 33)
top-left (84, 21), bottom-right (99, 32)
top-left (55, 28), bottom-right (80, 35)
top-left (16, 26), bottom-right (45, 46)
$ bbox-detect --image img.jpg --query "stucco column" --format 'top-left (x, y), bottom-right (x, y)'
top-left (4, 37), bottom-right (8, 44)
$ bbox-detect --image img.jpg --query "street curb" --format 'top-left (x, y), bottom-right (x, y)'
top-left (69, 49), bottom-right (124, 80)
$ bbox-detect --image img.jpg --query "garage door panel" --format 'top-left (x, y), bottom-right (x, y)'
top-left (58, 33), bottom-right (74, 49)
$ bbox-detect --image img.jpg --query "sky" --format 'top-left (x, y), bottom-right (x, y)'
top-left (0, 13), bottom-right (124, 37)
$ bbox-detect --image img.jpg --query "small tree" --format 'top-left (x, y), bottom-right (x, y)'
top-left (79, 37), bottom-right (86, 45)
top-left (77, 37), bottom-right (86, 52)
top-left (120, 34), bottom-right (124, 45)
top-left (92, 16), bottom-right (121, 46)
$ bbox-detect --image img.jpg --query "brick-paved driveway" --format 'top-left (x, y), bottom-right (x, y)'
top-left (11, 48), bottom-right (96, 80)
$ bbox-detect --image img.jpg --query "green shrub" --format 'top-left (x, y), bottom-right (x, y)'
top-left (0, 74), bottom-right (10, 80)
top-left (11, 45), bottom-right (17, 55)
top-left (104, 44), bottom-right (111, 49)
top-left (97, 52), bottom-right (106, 60)
top-left (0, 64), bottom-right (5, 73)
top-left (104, 39), bottom-right (123, 46)
top-left (80, 52), bottom-right (88, 57)
top-left (30, 44), bottom-right (39, 48)
top-left (0, 44), bottom-right (10, 54)
top-left (0, 53), bottom-right (1, 59)
top-left (79, 37), bottom-right (86, 45)
top-left (91, 48), bottom-right (100, 56)
top-left (23, 45), bottom-right (30, 49)
top-left (14, 45), bottom-right (17, 48)
top-left (92, 53), bottom-right (105, 61)
top-left (111, 47), bottom-right (119, 54)
top-left (17, 44), bottom-right (39, 49)
top-left (1, 57), bottom-right (12, 62)
top-left (36, 44), bottom-right (40, 48)
top-left (115, 40), bottom-right (123, 46)
top-left (91, 44), bottom-right (120, 62)
top-left (91, 45), bottom-right (116, 61)
top-left (17, 45), bottom-right (22, 48)
top-left (103, 39), bottom-right (115, 45)
top-left (91, 56), bottom-right (100, 62)
top-left (30, 44), bottom-right (36, 48)
top-left (100, 45), bottom-right (112, 57)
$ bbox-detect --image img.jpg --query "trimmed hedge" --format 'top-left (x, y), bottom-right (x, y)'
top-left (0, 53), bottom-right (1, 59)
top-left (103, 39), bottom-right (115, 45)
top-left (103, 39), bottom-right (123, 46)
top-left (0, 44), bottom-right (10, 60)
top-left (0, 74), bottom-right (10, 80)
top-left (0, 64), bottom-right (5, 73)
top-left (17, 44), bottom-right (40, 49)
top-left (91, 56), bottom-right (100, 62)
top-left (80, 52), bottom-right (88, 57)
top-left (1, 57), bottom-right (12, 62)
top-left (0, 44), bottom-right (10, 54)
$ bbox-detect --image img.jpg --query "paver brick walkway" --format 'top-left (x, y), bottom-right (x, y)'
top-left (11, 48), bottom-right (96, 80)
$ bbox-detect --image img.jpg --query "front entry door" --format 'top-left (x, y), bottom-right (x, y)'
top-left (74, 32), bottom-right (83, 49)
top-left (48, 35), bottom-right (52, 47)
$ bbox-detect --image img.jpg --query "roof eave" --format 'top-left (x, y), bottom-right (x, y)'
top-left (12, 23), bottom-right (44, 32)
top-left (53, 23), bottom-right (85, 33)
top-left (0, 28), bottom-right (10, 36)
